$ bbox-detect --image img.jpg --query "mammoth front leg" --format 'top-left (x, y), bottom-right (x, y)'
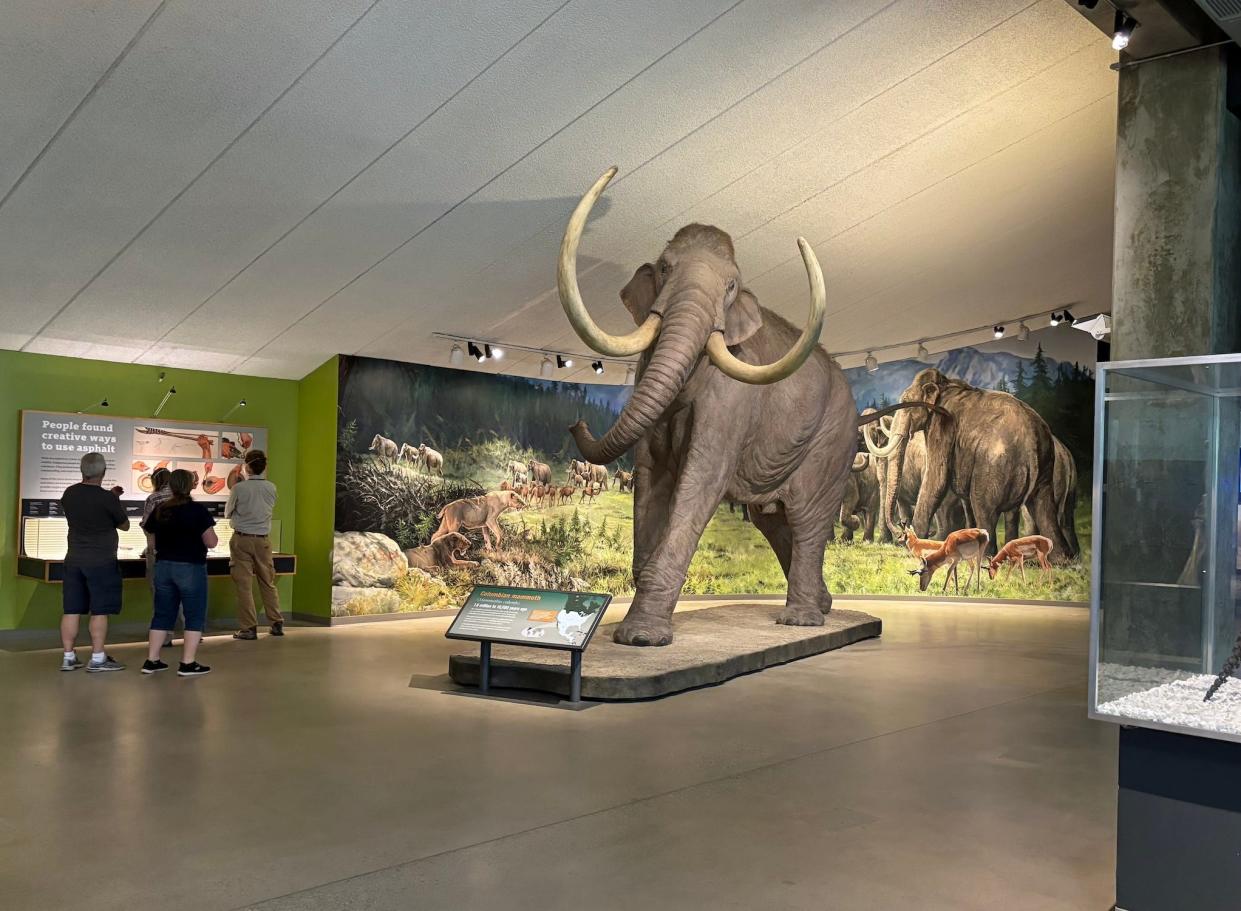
top-left (631, 436), bottom-right (675, 583)
top-left (617, 436), bottom-right (740, 647)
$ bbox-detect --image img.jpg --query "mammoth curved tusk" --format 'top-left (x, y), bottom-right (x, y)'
top-left (558, 167), bottom-right (662, 357)
top-left (706, 237), bottom-right (826, 384)
top-left (851, 451), bottom-right (869, 472)
top-left (862, 421), bottom-right (903, 459)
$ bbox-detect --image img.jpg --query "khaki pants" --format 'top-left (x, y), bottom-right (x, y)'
top-left (229, 534), bottom-right (283, 629)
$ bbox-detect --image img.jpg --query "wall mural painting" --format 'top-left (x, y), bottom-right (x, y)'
top-left (332, 328), bottom-right (1094, 618)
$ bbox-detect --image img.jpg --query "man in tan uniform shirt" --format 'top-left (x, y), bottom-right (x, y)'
top-left (225, 449), bottom-right (284, 639)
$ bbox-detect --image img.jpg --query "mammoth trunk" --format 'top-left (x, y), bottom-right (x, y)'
top-left (570, 302), bottom-right (714, 465)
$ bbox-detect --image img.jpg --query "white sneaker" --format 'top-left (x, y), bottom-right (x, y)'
top-left (60, 654), bottom-right (83, 672)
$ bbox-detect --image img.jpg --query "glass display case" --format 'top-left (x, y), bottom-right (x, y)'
top-left (1090, 354), bottom-right (1241, 743)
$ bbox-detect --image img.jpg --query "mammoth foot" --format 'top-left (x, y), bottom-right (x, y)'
top-left (776, 604), bottom-right (826, 627)
top-left (613, 614), bottom-right (673, 647)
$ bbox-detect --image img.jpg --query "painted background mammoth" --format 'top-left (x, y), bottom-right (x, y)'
top-left (862, 368), bottom-right (1078, 562)
top-left (558, 167), bottom-right (875, 647)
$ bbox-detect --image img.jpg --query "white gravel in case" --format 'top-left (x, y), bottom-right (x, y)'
top-left (1097, 665), bottom-right (1241, 736)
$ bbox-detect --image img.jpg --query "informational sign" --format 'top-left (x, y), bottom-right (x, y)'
top-left (19, 411), bottom-right (267, 518)
top-left (446, 586), bottom-right (612, 651)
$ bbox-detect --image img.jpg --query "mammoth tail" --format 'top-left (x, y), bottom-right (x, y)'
top-left (856, 401), bottom-right (951, 426)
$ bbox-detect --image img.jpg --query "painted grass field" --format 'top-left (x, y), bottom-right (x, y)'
top-left (506, 486), bottom-right (1091, 603)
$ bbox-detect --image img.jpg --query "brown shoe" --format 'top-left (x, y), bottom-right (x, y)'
top-left (232, 628), bottom-right (258, 640)
top-left (269, 621), bottom-right (284, 637)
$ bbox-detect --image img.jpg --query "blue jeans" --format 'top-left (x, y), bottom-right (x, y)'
top-left (152, 561), bottom-right (208, 633)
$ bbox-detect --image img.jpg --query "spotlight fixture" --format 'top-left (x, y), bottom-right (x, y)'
top-left (591, 360), bottom-right (604, 375)
top-left (1049, 311), bottom-right (1063, 327)
top-left (1017, 321), bottom-right (1030, 342)
top-left (77, 397), bottom-right (110, 414)
top-left (917, 342), bottom-right (929, 361)
top-left (1112, 10), bottom-right (1137, 51)
top-left (449, 344), bottom-right (464, 366)
top-left (540, 356), bottom-right (554, 379)
top-left (556, 355), bottom-right (572, 369)
top-left (1060, 307), bottom-right (1075, 324)
top-left (864, 351), bottom-right (878, 374)
top-left (467, 341), bottom-right (485, 362)
top-left (993, 324), bottom-right (1005, 339)
top-left (625, 364), bottom-right (637, 385)
top-left (101, 398), bottom-right (109, 408)
top-left (489, 345), bottom-right (503, 360)
top-left (157, 371), bottom-right (167, 383)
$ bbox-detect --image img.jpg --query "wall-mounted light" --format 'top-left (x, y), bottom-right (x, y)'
top-left (865, 352), bottom-right (878, 374)
top-left (449, 344), bottom-right (464, 366)
top-left (154, 387), bottom-right (177, 417)
top-left (468, 342), bottom-right (485, 362)
top-left (591, 361), bottom-right (604, 375)
top-left (158, 371), bottom-right (167, 384)
top-left (488, 345), bottom-right (503, 360)
top-left (540, 356), bottom-right (554, 379)
top-left (1112, 10), bottom-right (1137, 51)
top-left (77, 397), bottom-right (109, 414)
top-left (221, 398), bottom-right (247, 422)
top-left (992, 324), bottom-right (1005, 339)
top-left (556, 355), bottom-right (572, 369)
top-left (1049, 311), bottom-right (1063, 327)
top-left (1017, 322), bottom-right (1030, 342)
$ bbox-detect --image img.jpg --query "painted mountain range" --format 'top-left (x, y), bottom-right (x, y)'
top-left (843, 346), bottom-right (1063, 408)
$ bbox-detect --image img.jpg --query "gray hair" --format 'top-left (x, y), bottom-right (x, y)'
top-left (80, 452), bottom-right (107, 480)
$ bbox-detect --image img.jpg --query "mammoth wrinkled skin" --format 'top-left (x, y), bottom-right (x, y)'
top-left (557, 169), bottom-right (864, 647)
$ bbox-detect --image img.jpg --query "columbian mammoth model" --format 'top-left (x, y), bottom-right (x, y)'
top-left (556, 168), bottom-right (923, 646)
top-left (862, 368), bottom-right (1074, 562)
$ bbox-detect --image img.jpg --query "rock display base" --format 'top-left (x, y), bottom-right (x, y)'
top-left (448, 603), bottom-right (881, 701)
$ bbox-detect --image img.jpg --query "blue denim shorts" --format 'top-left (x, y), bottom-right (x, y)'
top-left (152, 561), bottom-right (208, 633)
top-left (63, 562), bottom-right (123, 616)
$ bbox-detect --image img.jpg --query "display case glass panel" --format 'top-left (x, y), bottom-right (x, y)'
top-left (1090, 354), bottom-right (1241, 742)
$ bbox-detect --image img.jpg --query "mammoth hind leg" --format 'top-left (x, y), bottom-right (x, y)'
top-left (750, 506), bottom-right (793, 579)
top-left (779, 499), bottom-right (835, 625)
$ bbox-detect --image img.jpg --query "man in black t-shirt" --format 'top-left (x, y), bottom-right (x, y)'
top-left (59, 452), bottom-right (130, 673)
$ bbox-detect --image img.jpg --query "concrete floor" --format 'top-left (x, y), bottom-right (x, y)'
top-left (0, 600), bottom-right (1117, 911)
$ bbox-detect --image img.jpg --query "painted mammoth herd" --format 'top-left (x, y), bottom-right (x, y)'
top-left (554, 168), bottom-right (1082, 647)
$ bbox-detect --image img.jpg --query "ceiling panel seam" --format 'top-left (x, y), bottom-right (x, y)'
top-left (471, 0), bottom-right (1044, 343)
top-left (232, 0), bottom-right (751, 373)
top-left (471, 0), bottom-right (909, 278)
top-left (651, 0), bottom-right (1048, 237)
top-left (479, 59), bottom-right (1109, 358)
top-left (812, 94), bottom-right (1114, 330)
top-left (19, 0), bottom-right (388, 354)
top-left (130, 0), bottom-right (576, 369)
top-left (0, 0), bottom-right (172, 215)
top-left (742, 87), bottom-right (1114, 293)
top-left (727, 41), bottom-right (1103, 250)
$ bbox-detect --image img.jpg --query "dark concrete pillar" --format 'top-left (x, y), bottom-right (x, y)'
top-left (1111, 47), bottom-right (1241, 361)
top-left (1108, 43), bottom-right (1241, 911)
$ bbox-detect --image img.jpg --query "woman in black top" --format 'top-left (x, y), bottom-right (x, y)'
top-left (142, 470), bottom-right (217, 676)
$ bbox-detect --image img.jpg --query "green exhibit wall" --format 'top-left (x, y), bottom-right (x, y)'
top-left (292, 356), bottom-right (338, 623)
top-left (0, 349), bottom-right (338, 631)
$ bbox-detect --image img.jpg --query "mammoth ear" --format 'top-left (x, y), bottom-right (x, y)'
top-left (920, 382), bottom-right (941, 405)
top-left (724, 289), bottom-right (763, 346)
top-left (620, 263), bottom-right (657, 325)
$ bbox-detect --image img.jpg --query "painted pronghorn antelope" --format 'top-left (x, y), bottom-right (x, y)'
top-left (895, 522), bottom-right (943, 559)
top-left (907, 528), bottom-right (990, 594)
top-left (987, 534), bottom-right (1054, 582)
